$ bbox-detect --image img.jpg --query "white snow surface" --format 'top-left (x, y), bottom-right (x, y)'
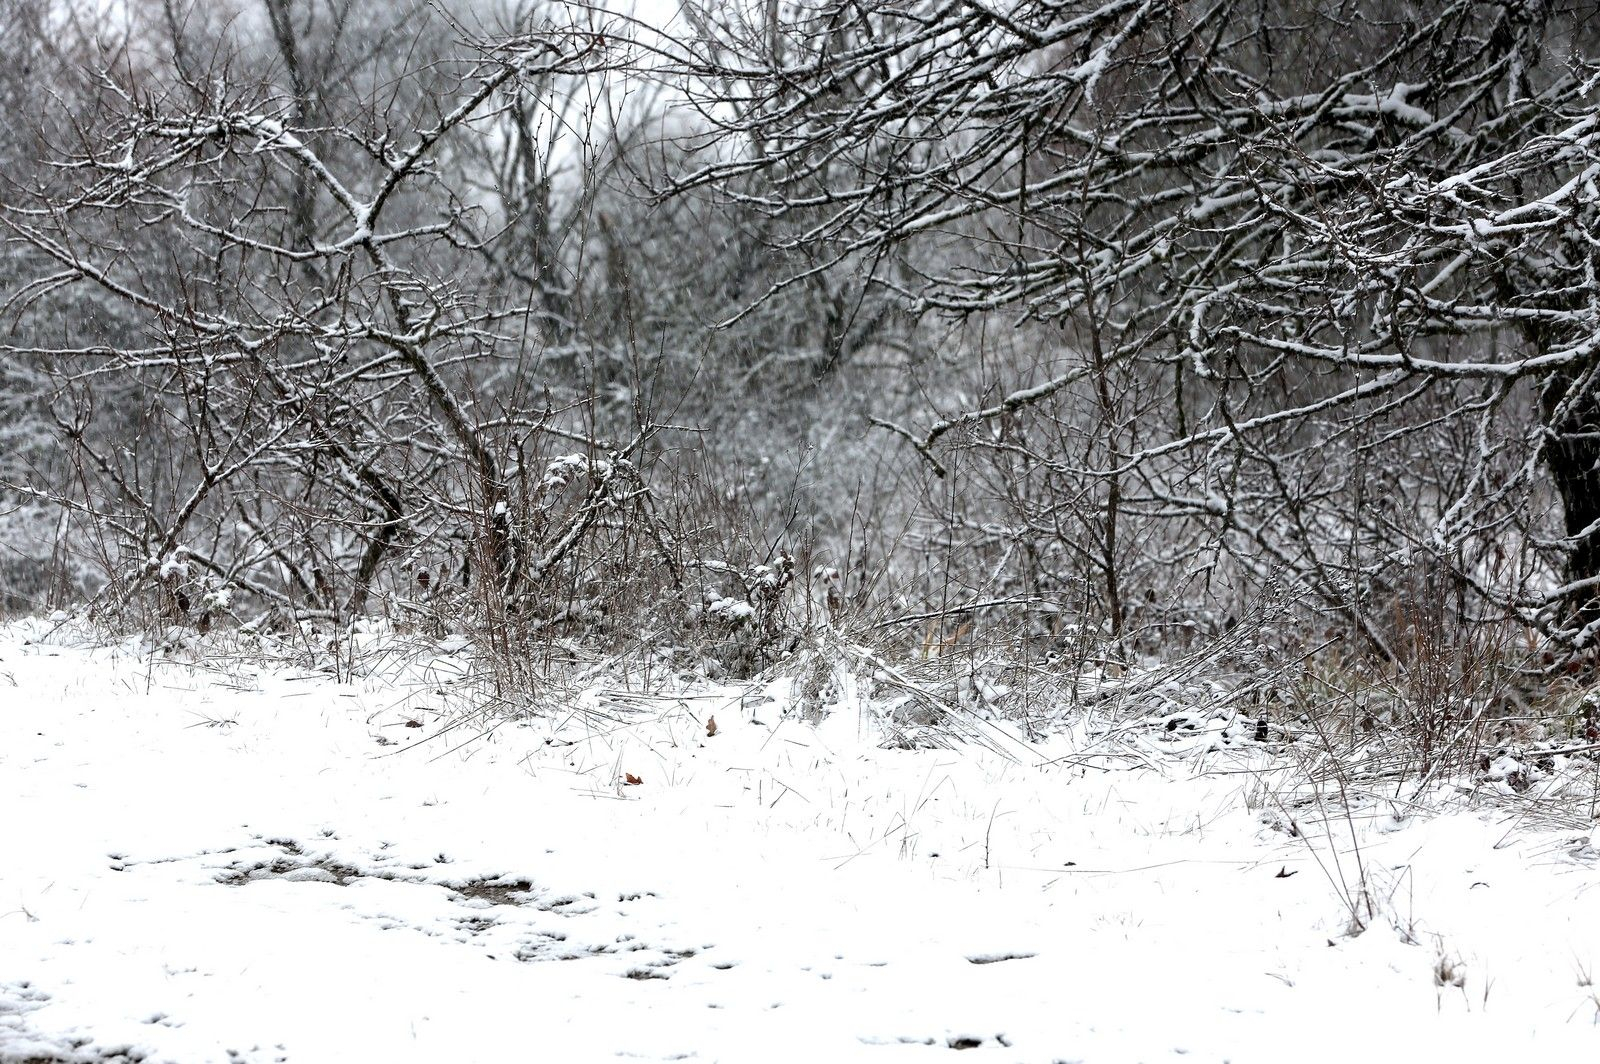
top-left (1, 621), bottom-right (1597, 1063)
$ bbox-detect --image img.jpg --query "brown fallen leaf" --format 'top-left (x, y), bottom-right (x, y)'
top-left (624, 772), bottom-right (643, 786)
top-left (706, 715), bottom-right (718, 737)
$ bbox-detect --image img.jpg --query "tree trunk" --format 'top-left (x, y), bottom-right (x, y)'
top-left (1542, 368), bottom-right (1600, 630)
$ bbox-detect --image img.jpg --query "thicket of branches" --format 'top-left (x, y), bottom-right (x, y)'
top-left (647, 0), bottom-right (1600, 656)
top-left (5, 1), bottom-right (1600, 740)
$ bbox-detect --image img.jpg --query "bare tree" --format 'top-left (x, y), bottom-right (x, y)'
top-left (650, 0), bottom-right (1600, 651)
top-left (1, 1), bottom-right (685, 625)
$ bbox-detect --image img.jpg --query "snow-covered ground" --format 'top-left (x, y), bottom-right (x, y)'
top-left (2, 620), bottom-right (1597, 1063)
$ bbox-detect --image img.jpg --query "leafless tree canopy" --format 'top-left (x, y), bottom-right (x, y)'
top-left (4, 0), bottom-right (1600, 680)
top-left (647, 0), bottom-right (1600, 651)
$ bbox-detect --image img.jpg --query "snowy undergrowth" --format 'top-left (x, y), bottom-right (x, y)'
top-left (1, 620), bottom-right (1597, 1063)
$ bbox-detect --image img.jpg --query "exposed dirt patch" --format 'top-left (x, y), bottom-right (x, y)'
top-left (451, 877), bottom-right (536, 906)
top-left (624, 967), bottom-right (671, 980)
top-left (211, 838), bottom-right (410, 888)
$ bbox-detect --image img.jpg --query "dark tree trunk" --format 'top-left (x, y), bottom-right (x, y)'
top-left (1542, 369), bottom-right (1600, 630)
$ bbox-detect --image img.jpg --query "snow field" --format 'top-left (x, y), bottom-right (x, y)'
top-left (1, 621), bottom-right (1597, 1062)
